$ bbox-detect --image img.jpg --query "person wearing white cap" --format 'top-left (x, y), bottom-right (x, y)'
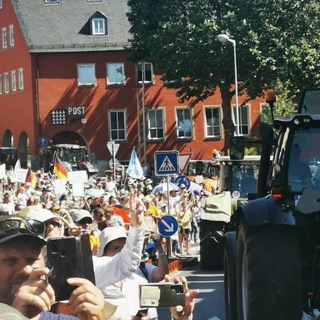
top-left (97, 226), bottom-right (169, 320)
top-left (18, 206), bottom-right (64, 239)
top-left (93, 191), bottom-right (147, 290)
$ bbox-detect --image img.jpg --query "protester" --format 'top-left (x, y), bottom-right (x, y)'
top-left (97, 225), bottom-right (183, 320)
top-left (0, 215), bottom-right (106, 320)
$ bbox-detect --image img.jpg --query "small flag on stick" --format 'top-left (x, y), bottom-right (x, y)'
top-left (53, 156), bottom-right (68, 180)
top-left (126, 148), bottom-right (144, 179)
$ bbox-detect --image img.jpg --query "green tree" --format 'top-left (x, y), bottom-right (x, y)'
top-left (127, 0), bottom-right (320, 150)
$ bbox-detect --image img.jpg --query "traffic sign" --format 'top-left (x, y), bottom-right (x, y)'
top-left (174, 175), bottom-right (191, 190)
top-left (38, 136), bottom-right (48, 147)
top-left (179, 153), bottom-right (192, 174)
top-left (158, 215), bottom-right (178, 237)
top-left (155, 151), bottom-right (179, 176)
top-left (107, 141), bottom-right (120, 156)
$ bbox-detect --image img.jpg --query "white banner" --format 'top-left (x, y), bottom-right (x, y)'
top-left (0, 164), bottom-right (5, 179)
top-left (72, 183), bottom-right (85, 197)
top-left (67, 170), bottom-right (88, 184)
top-left (15, 168), bottom-right (28, 182)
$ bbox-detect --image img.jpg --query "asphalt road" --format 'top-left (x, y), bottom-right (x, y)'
top-left (157, 243), bottom-right (225, 320)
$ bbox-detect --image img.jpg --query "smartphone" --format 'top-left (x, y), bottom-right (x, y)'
top-left (47, 234), bottom-right (95, 302)
top-left (139, 283), bottom-right (185, 308)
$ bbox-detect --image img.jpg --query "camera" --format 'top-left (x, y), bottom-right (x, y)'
top-left (139, 283), bottom-right (185, 308)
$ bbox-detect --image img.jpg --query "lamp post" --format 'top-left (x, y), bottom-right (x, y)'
top-left (217, 33), bottom-right (240, 136)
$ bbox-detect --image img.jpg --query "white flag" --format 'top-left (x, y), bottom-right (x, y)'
top-left (126, 148), bottom-right (144, 179)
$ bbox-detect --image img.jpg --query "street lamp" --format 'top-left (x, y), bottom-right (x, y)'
top-left (217, 33), bottom-right (240, 136)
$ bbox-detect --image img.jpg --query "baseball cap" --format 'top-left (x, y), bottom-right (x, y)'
top-left (0, 216), bottom-right (46, 246)
top-left (70, 209), bottom-right (93, 223)
top-left (18, 206), bottom-right (61, 224)
top-left (97, 226), bottom-right (127, 257)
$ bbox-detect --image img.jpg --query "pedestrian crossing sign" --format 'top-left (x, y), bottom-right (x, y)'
top-left (155, 151), bottom-right (179, 176)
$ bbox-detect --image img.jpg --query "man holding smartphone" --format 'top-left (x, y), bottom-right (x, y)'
top-left (0, 215), bottom-right (106, 319)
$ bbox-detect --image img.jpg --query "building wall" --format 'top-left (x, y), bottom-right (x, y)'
top-left (0, 0), bottom-right (37, 155)
top-left (36, 51), bottom-right (264, 166)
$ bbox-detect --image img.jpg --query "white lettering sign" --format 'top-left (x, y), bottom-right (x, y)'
top-left (67, 106), bottom-right (86, 116)
top-left (15, 168), bottom-right (28, 182)
top-left (0, 164), bottom-right (5, 179)
top-left (67, 170), bottom-right (88, 184)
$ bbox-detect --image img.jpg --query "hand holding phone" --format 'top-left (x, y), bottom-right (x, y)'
top-left (139, 283), bottom-right (185, 308)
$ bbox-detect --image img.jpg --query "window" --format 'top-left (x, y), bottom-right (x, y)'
top-left (18, 68), bottom-right (24, 91)
top-left (44, 0), bottom-right (59, 3)
top-left (9, 25), bottom-right (14, 47)
top-left (204, 106), bottom-right (221, 138)
top-left (137, 63), bottom-right (154, 84)
top-left (2, 27), bottom-right (7, 49)
top-left (106, 63), bottom-right (125, 85)
top-left (0, 1), bottom-right (2, 9)
top-left (10, 70), bottom-right (16, 92)
top-left (176, 108), bottom-right (193, 139)
top-left (232, 104), bottom-right (249, 135)
top-left (109, 110), bottom-right (127, 141)
top-left (148, 109), bottom-right (165, 140)
top-left (259, 103), bottom-right (272, 123)
top-left (87, 0), bottom-right (102, 2)
top-left (3, 73), bottom-right (9, 94)
top-left (0, 75), bottom-right (2, 95)
top-left (77, 64), bottom-right (96, 86)
top-left (92, 18), bottom-right (106, 35)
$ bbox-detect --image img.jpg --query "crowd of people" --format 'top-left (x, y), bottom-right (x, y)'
top-left (0, 167), bottom-right (203, 319)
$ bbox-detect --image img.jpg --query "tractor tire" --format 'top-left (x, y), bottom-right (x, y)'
top-left (200, 221), bottom-right (225, 270)
top-left (236, 222), bottom-right (302, 320)
top-left (224, 231), bottom-right (237, 320)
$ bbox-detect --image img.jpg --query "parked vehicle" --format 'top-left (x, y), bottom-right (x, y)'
top-left (0, 147), bottom-right (19, 170)
top-left (199, 155), bottom-right (265, 270)
top-left (41, 144), bottom-right (98, 176)
top-left (224, 88), bottom-right (320, 320)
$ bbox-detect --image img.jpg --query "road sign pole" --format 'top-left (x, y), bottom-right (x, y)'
top-left (166, 175), bottom-right (172, 259)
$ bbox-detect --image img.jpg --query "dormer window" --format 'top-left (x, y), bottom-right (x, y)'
top-left (92, 18), bottom-right (105, 35)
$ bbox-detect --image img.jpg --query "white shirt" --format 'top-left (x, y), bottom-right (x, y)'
top-left (93, 226), bottom-right (145, 289)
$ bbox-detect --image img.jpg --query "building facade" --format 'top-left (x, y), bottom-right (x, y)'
top-left (0, 0), bottom-right (265, 172)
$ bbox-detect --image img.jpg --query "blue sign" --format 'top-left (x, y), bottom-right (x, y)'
top-left (158, 215), bottom-right (178, 237)
top-left (38, 136), bottom-right (48, 147)
top-left (174, 175), bottom-right (191, 190)
top-left (155, 151), bottom-right (179, 176)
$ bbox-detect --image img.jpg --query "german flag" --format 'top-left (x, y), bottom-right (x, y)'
top-left (53, 156), bottom-right (68, 180)
top-left (26, 169), bottom-right (37, 188)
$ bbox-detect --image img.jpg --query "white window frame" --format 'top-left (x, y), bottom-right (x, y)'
top-left (147, 108), bottom-right (165, 140)
top-left (0, 1), bottom-right (3, 9)
top-left (176, 108), bottom-right (193, 139)
top-left (77, 64), bottom-right (96, 86)
top-left (9, 25), bottom-right (14, 47)
top-left (2, 27), bottom-right (7, 49)
top-left (137, 62), bottom-right (154, 84)
top-left (108, 109), bottom-right (127, 141)
top-left (0, 75), bottom-right (2, 95)
top-left (204, 106), bottom-right (221, 138)
top-left (3, 72), bottom-right (9, 94)
top-left (232, 104), bottom-right (250, 135)
top-left (92, 18), bottom-right (106, 35)
top-left (10, 70), bottom-right (16, 92)
top-left (106, 63), bottom-right (125, 85)
top-left (18, 68), bottom-right (24, 91)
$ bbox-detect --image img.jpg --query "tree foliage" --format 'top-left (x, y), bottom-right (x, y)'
top-left (127, 0), bottom-right (320, 146)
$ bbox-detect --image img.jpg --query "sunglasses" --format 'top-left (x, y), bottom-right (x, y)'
top-left (0, 217), bottom-right (46, 239)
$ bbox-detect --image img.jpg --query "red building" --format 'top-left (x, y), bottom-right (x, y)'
top-left (0, 0), bottom-right (264, 172)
